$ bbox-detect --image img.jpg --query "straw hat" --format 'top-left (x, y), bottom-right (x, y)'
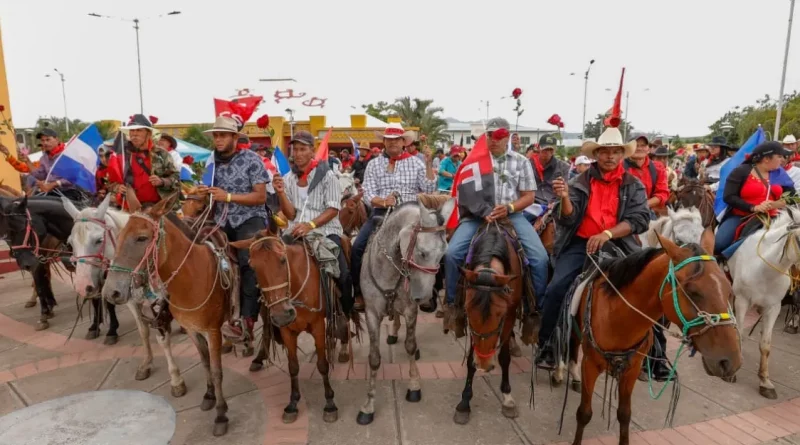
top-left (203, 116), bottom-right (243, 135)
top-left (580, 127), bottom-right (636, 159)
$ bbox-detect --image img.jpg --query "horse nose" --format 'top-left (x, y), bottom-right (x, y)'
top-left (270, 307), bottom-right (297, 327)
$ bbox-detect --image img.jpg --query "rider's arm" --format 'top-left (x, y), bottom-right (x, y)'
top-left (511, 190), bottom-right (534, 213)
top-left (230, 183), bottom-right (267, 207)
top-left (723, 164), bottom-right (755, 213)
top-left (417, 158), bottom-right (436, 193)
top-left (620, 179), bottom-right (651, 236)
top-left (277, 186), bottom-right (296, 220)
top-left (650, 164), bottom-right (670, 207)
top-left (362, 160), bottom-right (382, 206)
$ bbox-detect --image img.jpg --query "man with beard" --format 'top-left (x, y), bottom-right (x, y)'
top-left (273, 130), bottom-right (354, 316)
top-left (198, 116), bottom-right (269, 345)
top-left (532, 134), bottom-right (571, 207)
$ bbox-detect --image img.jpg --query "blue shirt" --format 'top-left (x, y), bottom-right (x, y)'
top-left (437, 156), bottom-right (460, 191)
top-left (213, 149), bottom-right (270, 228)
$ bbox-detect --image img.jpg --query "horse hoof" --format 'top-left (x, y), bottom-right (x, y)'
top-left (85, 329), bottom-right (100, 340)
top-left (722, 375), bottom-right (737, 384)
top-left (134, 368), bottom-right (151, 381)
top-left (406, 389), bottom-right (422, 403)
top-left (502, 405), bottom-right (519, 419)
top-left (323, 408), bottom-right (339, 423)
top-left (242, 346), bottom-right (254, 357)
top-left (356, 411), bottom-right (374, 425)
top-left (435, 310), bottom-right (444, 319)
top-left (453, 409), bottom-right (470, 425)
top-left (168, 381), bottom-right (187, 398)
top-left (249, 362), bottom-right (264, 372)
top-left (103, 335), bottom-right (118, 346)
top-left (222, 341), bottom-right (233, 354)
top-left (337, 352), bottom-right (350, 363)
top-left (784, 325), bottom-right (799, 335)
top-left (212, 420), bottom-right (228, 437)
top-left (200, 397), bottom-right (216, 411)
top-left (45, 311), bottom-right (55, 320)
top-left (282, 410), bottom-right (298, 424)
top-left (35, 321), bottom-right (49, 331)
top-left (387, 335), bottom-right (398, 345)
top-left (571, 380), bottom-right (582, 393)
top-left (415, 349), bottom-right (421, 361)
top-left (24, 301), bottom-right (36, 308)
top-left (550, 375), bottom-right (563, 387)
top-left (760, 387), bottom-right (778, 399)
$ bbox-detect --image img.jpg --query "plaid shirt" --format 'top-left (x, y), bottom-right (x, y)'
top-left (284, 168), bottom-right (343, 237)
top-left (492, 151), bottom-right (536, 205)
top-left (363, 155), bottom-right (436, 204)
top-left (213, 150), bottom-right (270, 228)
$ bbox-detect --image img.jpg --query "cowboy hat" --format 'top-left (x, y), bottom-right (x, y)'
top-left (580, 127), bottom-right (636, 159)
top-left (121, 114), bottom-right (156, 131)
top-left (357, 141), bottom-right (370, 151)
top-left (707, 135), bottom-right (731, 149)
top-left (651, 146), bottom-right (671, 157)
top-left (375, 123), bottom-right (412, 144)
top-left (783, 134), bottom-right (798, 145)
top-left (203, 116), bottom-right (244, 135)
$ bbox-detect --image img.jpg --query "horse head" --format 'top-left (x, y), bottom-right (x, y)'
top-left (65, 195), bottom-right (119, 298)
top-left (181, 186), bottom-right (210, 219)
top-left (395, 200), bottom-right (447, 304)
top-left (667, 206), bottom-right (705, 247)
top-left (2, 195), bottom-right (47, 271)
top-left (655, 233), bottom-right (741, 379)
top-left (338, 171), bottom-right (356, 198)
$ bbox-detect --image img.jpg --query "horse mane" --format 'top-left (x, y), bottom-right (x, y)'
top-left (467, 225), bottom-right (511, 322)
top-left (600, 243), bottom-right (705, 294)
top-left (164, 212), bottom-right (203, 244)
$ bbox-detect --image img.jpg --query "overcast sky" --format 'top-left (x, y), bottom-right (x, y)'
top-left (1, 0), bottom-right (797, 136)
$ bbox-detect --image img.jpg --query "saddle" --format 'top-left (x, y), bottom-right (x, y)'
top-left (721, 214), bottom-right (770, 259)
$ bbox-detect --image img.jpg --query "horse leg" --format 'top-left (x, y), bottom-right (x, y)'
top-left (573, 357), bottom-right (601, 445)
top-left (86, 299), bottom-right (101, 340)
top-left (155, 326), bottom-right (186, 398)
top-left (250, 306), bottom-right (269, 371)
top-left (453, 347), bottom-right (477, 424)
top-left (314, 318), bottom-right (338, 423)
top-left (338, 330), bottom-right (350, 364)
top-left (207, 330), bottom-right (228, 436)
top-left (191, 332), bottom-right (216, 412)
top-left (498, 337), bottom-right (518, 419)
top-left (616, 362), bottom-right (641, 445)
top-left (758, 304), bottom-right (781, 399)
top-left (568, 333), bottom-right (582, 393)
top-left (104, 301), bottom-right (119, 345)
top-left (357, 308), bottom-right (382, 425)
top-left (131, 303), bottom-right (154, 381)
top-left (387, 313), bottom-right (400, 344)
top-left (282, 330), bottom-right (302, 423)
top-left (403, 303), bottom-right (422, 402)
top-left (33, 266), bottom-right (54, 330)
top-left (25, 283), bottom-right (37, 308)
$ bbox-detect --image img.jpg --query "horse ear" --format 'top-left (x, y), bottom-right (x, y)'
top-left (230, 238), bottom-right (255, 250)
top-left (61, 196), bottom-right (80, 220)
top-left (96, 194), bottom-right (111, 220)
top-left (126, 186), bottom-right (141, 213)
top-left (460, 267), bottom-right (479, 283)
top-left (149, 192), bottom-right (180, 219)
top-left (655, 232), bottom-right (683, 259)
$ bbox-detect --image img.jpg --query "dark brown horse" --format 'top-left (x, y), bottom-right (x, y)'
top-left (231, 231), bottom-right (356, 424)
top-left (103, 190), bottom-right (234, 437)
top-left (567, 234), bottom-right (741, 445)
top-left (670, 178), bottom-right (716, 228)
top-left (453, 223), bottom-right (524, 425)
top-left (339, 194), bottom-right (368, 236)
top-left (534, 206), bottom-right (556, 256)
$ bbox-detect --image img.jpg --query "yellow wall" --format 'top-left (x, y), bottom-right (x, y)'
top-left (0, 24), bottom-right (21, 191)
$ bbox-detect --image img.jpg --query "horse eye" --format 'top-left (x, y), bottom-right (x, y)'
top-left (94, 238), bottom-right (103, 245)
top-left (136, 235), bottom-right (149, 242)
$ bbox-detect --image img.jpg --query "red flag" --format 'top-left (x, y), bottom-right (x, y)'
top-left (315, 127), bottom-right (332, 162)
top-left (214, 96), bottom-right (262, 125)
top-left (603, 68), bottom-right (625, 128)
top-left (446, 134), bottom-right (495, 229)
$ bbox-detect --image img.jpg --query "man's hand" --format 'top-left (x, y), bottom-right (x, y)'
top-left (291, 222), bottom-right (314, 238)
top-left (586, 232), bottom-right (612, 255)
top-left (553, 177), bottom-right (569, 199)
top-left (208, 187), bottom-right (228, 202)
top-left (38, 181), bottom-right (58, 193)
top-left (149, 175), bottom-right (164, 187)
top-left (485, 204), bottom-right (509, 222)
top-left (273, 176), bottom-right (285, 193)
top-left (116, 184), bottom-right (127, 195)
top-left (383, 194), bottom-right (397, 207)
top-left (423, 146), bottom-right (433, 164)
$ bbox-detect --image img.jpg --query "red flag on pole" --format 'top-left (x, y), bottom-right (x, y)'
top-left (213, 96), bottom-right (262, 125)
top-left (603, 68), bottom-right (625, 128)
top-left (316, 127), bottom-right (332, 162)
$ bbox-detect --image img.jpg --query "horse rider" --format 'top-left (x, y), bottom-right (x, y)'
top-left (197, 116), bottom-right (270, 344)
top-left (157, 134), bottom-right (184, 172)
top-left (701, 136), bottom-right (733, 192)
top-left (782, 134), bottom-right (798, 165)
top-left (624, 135), bottom-right (670, 218)
top-left (352, 142), bottom-right (372, 185)
top-left (714, 141), bottom-right (795, 257)
top-left (272, 130), bottom-right (355, 317)
top-left (443, 117), bottom-right (549, 346)
top-left (683, 144), bottom-right (710, 181)
top-left (111, 114), bottom-right (180, 209)
top-left (437, 145), bottom-right (463, 193)
top-left (651, 146), bottom-right (678, 190)
top-left (404, 131), bottom-right (426, 161)
top-left (535, 126), bottom-right (650, 369)
top-left (532, 134), bottom-right (571, 207)
top-left (351, 123), bottom-right (436, 311)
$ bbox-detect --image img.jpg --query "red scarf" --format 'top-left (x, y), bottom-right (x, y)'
top-left (529, 153), bottom-right (544, 180)
top-left (387, 152), bottom-right (412, 167)
top-left (576, 164), bottom-right (625, 239)
top-left (300, 160), bottom-right (318, 182)
top-left (48, 143), bottom-right (65, 159)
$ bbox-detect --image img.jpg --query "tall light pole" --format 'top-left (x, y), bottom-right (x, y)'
top-left (45, 68), bottom-right (69, 133)
top-left (774, 0), bottom-right (796, 141)
top-left (88, 11), bottom-right (182, 114)
top-left (581, 59), bottom-right (595, 139)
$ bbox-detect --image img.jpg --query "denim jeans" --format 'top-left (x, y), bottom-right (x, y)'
top-left (327, 234), bottom-right (354, 314)
top-left (225, 216), bottom-right (267, 319)
top-left (351, 208), bottom-right (387, 294)
top-left (714, 215), bottom-right (743, 255)
top-left (538, 238), bottom-right (587, 347)
top-left (444, 213), bottom-right (548, 311)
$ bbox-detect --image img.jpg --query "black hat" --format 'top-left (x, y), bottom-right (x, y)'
top-left (121, 114), bottom-right (155, 131)
top-left (749, 141), bottom-right (793, 161)
top-left (290, 130), bottom-right (315, 147)
top-left (708, 135), bottom-right (731, 149)
top-left (159, 134), bottom-right (177, 150)
top-left (631, 134), bottom-right (649, 145)
top-left (250, 143), bottom-right (267, 152)
top-left (539, 134), bottom-right (558, 149)
top-left (652, 146), bottom-right (670, 157)
top-left (35, 128), bottom-right (58, 139)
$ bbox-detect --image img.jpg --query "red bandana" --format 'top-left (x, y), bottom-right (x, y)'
top-left (300, 160), bottom-right (319, 182)
top-left (388, 152), bottom-right (412, 167)
top-left (530, 153), bottom-right (544, 180)
top-left (48, 143), bottom-right (65, 159)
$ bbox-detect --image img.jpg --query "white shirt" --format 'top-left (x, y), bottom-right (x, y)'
top-left (168, 150), bottom-right (182, 172)
top-left (787, 166), bottom-right (800, 192)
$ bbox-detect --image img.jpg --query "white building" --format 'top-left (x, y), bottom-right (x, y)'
top-left (443, 118), bottom-right (556, 149)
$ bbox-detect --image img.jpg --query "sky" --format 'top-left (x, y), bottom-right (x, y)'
top-left (0, 0), bottom-right (798, 137)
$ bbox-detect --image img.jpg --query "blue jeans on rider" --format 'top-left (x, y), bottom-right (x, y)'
top-left (445, 212), bottom-right (548, 314)
top-left (351, 208), bottom-right (387, 294)
top-left (327, 234), bottom-right (354, 315)
top-left (537, 237), bottom-right (588, 348)
top-left (225, 216), bottom-right (266, 319)
top-left (524, 211), bottom-right (537, 225)
top-left (714, 215), bottom-right (743, 256)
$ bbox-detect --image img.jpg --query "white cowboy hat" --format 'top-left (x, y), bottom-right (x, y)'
top-left (375, 123), bottom-right (413, 144)
top-left (203, 116), bottom-right (243, 135)
top-left (783, 134), bottom-right (798, 145)
top-left (580, 127), bottom-right (636, 159)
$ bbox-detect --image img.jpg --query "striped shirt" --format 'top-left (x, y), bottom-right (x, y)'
top-left (363, 155), bottom-right (436, 205)
top-left (492, 151), bottom-right (537, 205)
top-left (284, 168), bottom-right (343, 237)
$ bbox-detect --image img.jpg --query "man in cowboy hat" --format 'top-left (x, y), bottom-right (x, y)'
top-left (624, 136), bottom-right (670, 217)
top-left (199, 116), bottom-right (270, 345)
top-left (703, 135), bottom-right (733, 191)
top-left (535, 126), bottom-right (650, 369)
top-left (783, 135), bottom-right (799, 165)
top-left (113, 114), bottom-right (180, 207)
top-left (533, 134), bottom-right (571, 207)
top-left (352, 142), bottom-right (372, 184)
top-left (157, 134), bottom-right (183, 172)
top-left (443, 117), bottom-right (549, 345)
top-left (351, 123), bottom-right (436, 311)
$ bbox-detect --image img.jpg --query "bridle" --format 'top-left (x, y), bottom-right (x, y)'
top-left (464, 268), bottom-right (513, 360)
top-left (70, 217), bottom-right (117, 269)
top-left (249, 235), bottom-right (314, 312)
top-left (6, 209), bottom-right (68, 262)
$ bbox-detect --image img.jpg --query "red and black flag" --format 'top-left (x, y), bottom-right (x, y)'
top-left (446, 134), bottom-right (495, 229)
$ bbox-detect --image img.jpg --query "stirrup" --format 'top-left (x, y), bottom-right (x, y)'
top-left (221, 319), bottom-right (252, 344)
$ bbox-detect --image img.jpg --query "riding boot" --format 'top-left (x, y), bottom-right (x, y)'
top-left (221, 316), bottom-right (255, 344)
top-left (353, 293), bottom-right (365, 312)
top-left (534, 344), bottom-right (556, 370)
top-left (520, 313), bottom-right (540, 346)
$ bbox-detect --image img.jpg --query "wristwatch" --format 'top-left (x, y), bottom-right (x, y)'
top-left (507, 204), bottom-right (515, 214)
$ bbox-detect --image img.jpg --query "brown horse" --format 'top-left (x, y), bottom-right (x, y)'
top-left (102, 190), bottom-right (234, 437)
top-left (454, 223), bottom-right (524, 425)
top-left (231, 231), bottom-right (356, 424)
top-left (339, 194), bottom-right (368, 236)
top-left (534, 206), bottom-right (556, 256)
top-left (670, 178), bottom-right (716, 228)
top-left (567, 234), bottom-right (741, 445)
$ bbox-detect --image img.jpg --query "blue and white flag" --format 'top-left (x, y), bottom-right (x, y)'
top-left (271, 146), bottom-right (291, 176)
top-left (714, 126), bottom-right (766, 221)
top-left (201, 155), bottom-right (215, 186)
top-left (180, 164), bottom-right (195, 182)
top-left (349, 136), bottom-right (360, 161)
top-left (523, 203), bottom-right (547, 217)
top-left (47, 124), bottom-right (104, 193)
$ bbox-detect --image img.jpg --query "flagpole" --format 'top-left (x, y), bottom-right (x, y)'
top-left (774, 0), bottom-right (796, 141)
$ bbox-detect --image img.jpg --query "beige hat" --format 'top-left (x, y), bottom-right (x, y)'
top-left (783, 134), bottom-right (797, 145)
top-left (204, 116), bottom-right (242, 135)
top-left (580, 127), bottom-right (636, 159)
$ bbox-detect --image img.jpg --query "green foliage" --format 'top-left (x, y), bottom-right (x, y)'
top-left (583, 114), bottom-right (634, 140)
top-left (32, 116), bottom-right (88, 148)
top-left (671, 134), bottom-right (684, 149)
top-left (361, 101), bottom-right (394, 122)
top-left (709, 91), bottom-right (800, 142)
top-left (182, 124), bottom-right (213, 149)
top-left (92, 120), bottom-right (117, 141)
top-left (362, 97), bottom-right (450, 147)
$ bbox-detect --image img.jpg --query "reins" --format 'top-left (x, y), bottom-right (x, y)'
top-left (249, 235), bottom-right (315, 311)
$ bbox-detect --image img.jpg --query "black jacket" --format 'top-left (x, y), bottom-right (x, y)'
top-left (353, 158), bottom-right (370, 183)
top-left (553, 165), bottom-right (651, 257)
top-left (534, 157), bottom-right (571, 205)
top-left (723, 163), bottom-right (796, 214)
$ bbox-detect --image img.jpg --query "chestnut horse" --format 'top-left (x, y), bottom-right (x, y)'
top-left (534, 206), bottom-right (556, 256)
top-left (566, 235), bottom-right (741, 445)
top-left (103, 191), bottom-right (234, 437)
top-left (670, 178), bottom-right (716, 229)
top-left (454, 223), bottom-right (523, 425)
top-left (231, 231), bottom-right (357, 424)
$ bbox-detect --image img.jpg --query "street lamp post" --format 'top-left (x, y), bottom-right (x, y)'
top-left (88, 11), bottom-right (182, 114)
top-left (45, 68), bottom-right (69, 133)
top-left (775, 0), bottom-right (796, 141)
top-left (581, 59), bottom-right (595, 139)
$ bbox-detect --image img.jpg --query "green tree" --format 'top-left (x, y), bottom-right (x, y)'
top-left (583, 114), bottom-right (634, 140)
top-left (361, 101), bottom-right (394, 122)
top-left (390, 97), bottom-right (449, 146)
top-left (32, 116), bottom-right (88, 150)
top-left (707, 91), bottom-right (800, 142)
top-left (671, 134), bottom-right (684, 149)
top-left (93, 120), bottom-right (117, 141)
top-left (182, 124), bottom-right (213, 148)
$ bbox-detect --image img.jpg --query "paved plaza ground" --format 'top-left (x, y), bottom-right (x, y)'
top-left (2, 269), bottom-right (800, 445)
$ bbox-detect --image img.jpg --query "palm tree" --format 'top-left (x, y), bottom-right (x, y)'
top-left (182, 124), bottom-right (213, 148)
top-left (93, 120), bottom-right (118, 141)
top-left (34, 116), bottom-right (87, 145)
top-left (391, 97), bottom-right (449, 147)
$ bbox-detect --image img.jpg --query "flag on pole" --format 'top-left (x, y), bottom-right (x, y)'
top-left (349, 136), bottom-right (360, 160)
top-left (271, 146), bottom-right (291, 176)
top-left (446, 134), bottom-right (495, 229)
top-left (213, 97), bottom-right (262, 125)
top-left (604, 68), bottom-right (626, 128)
top-left (201, 155), bottom-right (215, 186)
top-left (316, 127), bottom-right (332, 162)
top-left (714, 126), bottom-right (766, 220)
top-left (47, 124), bottom-right (104, 193)
top-left (180, 164), bottom-right (195, 182)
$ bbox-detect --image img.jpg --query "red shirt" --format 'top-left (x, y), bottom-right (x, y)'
top-left (732, 175), bottom-right (782, 217)
top-left (625, 157), bottom-right (670, 205)
top-left (576, 164), bottom-right (624, 239)
top-left (106, 142), bottom-right (160, 205)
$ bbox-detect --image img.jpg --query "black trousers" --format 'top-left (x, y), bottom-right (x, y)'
top-left (646, 316), bottom-right (670, 368)
top-left (351, 208), bottom-right (387, 293)
top-left (327, 234), bottom-right (354, 315)
top-left (225, 216), bottom-right (266, 319)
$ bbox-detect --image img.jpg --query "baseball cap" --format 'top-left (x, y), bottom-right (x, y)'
top-left (290, 131), bottom-right (315, 147)
top-left (575, 155), bottom-right (594, 166)
top-left (35, 128), bottom-right (58, 139)
top-left (539, 134), bottom-right (558, 149)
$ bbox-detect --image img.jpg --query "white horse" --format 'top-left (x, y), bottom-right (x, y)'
top-left (641, 207), bottom-right (709, 250)
top-left (337, 170), bottom-right (357, 198)
top-left (62, 196), bottom-right (187, 397)
top-left (728, 207), bottom-right (800, 399)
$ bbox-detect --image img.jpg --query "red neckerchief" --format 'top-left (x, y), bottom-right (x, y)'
top-left (387, 151), bottom-right (412, 167)
top-left (300, 160), bottom-right (319, 182)
top-left (530, 153), bottom-right (545, 180)
top-left (598, 162), bottom-right (625, 183)
top-left (48, 143), bottom-right (65, 159)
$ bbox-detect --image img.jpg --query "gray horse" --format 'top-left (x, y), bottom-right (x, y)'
top-left (356, 197), bottom-right (453, 425)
